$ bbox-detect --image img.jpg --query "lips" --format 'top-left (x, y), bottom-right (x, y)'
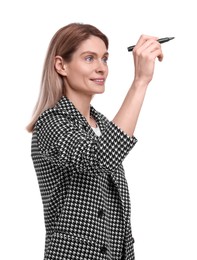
top-left (91, 78), bottom-right (105, 85)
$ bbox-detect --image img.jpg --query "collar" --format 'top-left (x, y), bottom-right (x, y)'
top-left (56, 96), bottom-right (109, 133)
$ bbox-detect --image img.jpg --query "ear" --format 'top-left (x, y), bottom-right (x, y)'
top-left (54, 56), bottom-right (67, 76)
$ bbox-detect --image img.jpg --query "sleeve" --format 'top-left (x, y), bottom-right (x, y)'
top-left (36, 115), bottom-right (137, 172)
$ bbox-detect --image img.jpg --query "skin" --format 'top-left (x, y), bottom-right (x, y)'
top-left (55, 35), bottom-right (163, 134)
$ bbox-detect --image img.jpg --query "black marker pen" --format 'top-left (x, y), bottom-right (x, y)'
top-left (127, 37), bottom-right (175, 52)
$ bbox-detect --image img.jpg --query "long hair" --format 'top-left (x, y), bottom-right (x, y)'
top-left (26, 23), bottom-right (108, 132)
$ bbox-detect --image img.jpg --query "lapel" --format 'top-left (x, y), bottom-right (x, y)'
top-left (57, 96), bottom-right (109, 135)
top-left (57, 96), bottom-right (89, 126)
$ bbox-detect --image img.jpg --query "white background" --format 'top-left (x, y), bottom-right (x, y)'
top-left (0, 0), bottom-right (196, 259)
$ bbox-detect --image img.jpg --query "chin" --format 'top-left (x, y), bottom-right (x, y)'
top-left (95, 85), bottom-right (105, 94)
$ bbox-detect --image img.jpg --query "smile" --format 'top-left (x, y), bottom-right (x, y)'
top-left (91, 78), bottom-right (105, 85)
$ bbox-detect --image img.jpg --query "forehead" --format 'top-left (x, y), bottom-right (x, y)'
top-left (76, 36), bottom-right (108, 55)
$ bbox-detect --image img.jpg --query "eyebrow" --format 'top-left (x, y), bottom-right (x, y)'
top-left (80, 51), bottom-right (109, 56)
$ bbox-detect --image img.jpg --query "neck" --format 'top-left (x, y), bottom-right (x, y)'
top-left (65, 90), bottom-right (93, 121)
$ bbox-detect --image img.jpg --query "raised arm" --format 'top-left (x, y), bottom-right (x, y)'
top-left (113, 35), bottom-right (164, 137)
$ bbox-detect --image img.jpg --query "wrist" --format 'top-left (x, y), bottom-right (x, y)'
top-left (132, 78), bottom-right (149, 91)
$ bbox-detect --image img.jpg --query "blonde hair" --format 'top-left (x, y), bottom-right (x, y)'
top-left (26, 23), bottom-right (108, 132)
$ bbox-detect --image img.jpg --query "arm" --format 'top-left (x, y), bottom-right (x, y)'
top-left (113, 35), bottom-right (164, 137)
top-left (35, 113), bottom-right (137, 173)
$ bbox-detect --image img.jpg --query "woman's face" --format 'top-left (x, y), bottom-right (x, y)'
top-left (64, 36), bottom-right (109, 96)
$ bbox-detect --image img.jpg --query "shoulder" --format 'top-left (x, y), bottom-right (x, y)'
top-left (35, 96), bottom-right (75, 130)
top-left (35, 107), bottom-right (69, 130)
top-left (33, 107), bottom-right (76, 152)
top-left (34, 103), bottom-right (75, 142)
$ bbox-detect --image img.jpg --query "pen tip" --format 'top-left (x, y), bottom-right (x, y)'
top-left (170, 37), bottom-right (175, 40)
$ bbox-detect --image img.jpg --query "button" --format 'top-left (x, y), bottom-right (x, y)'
top-left (100, 246), bottom-right (108, 254)
top-left (98, 209), bottom-right (105, 218)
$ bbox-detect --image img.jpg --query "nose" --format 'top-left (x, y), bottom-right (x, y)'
top-left (95, 59), bottom-right (107, 74)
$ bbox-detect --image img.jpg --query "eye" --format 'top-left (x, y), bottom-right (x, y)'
top-left (102, 56), bottom-right (108, 64)
top-left (85, 55), bottom-right (94, 62)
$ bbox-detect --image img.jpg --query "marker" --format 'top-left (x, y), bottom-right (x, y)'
top-left (127, 37), bottom-right (175, 52)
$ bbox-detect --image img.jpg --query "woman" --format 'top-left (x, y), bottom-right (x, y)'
top-left (27, 23), bottom-right (163, 260)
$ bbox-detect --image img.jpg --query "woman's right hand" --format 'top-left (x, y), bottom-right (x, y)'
top-left (132, 34), bottom-right (164, 86)
top-left (113, 35), bottom-right (164, 137)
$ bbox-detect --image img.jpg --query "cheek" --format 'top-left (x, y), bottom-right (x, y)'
top-left (66, 70), bottom-right (89, 89)
top-left (70, 65), bottom-right (91, 79)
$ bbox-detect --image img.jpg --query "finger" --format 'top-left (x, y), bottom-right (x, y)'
top-left (134, 39), bottom-right (159, 54)
top-left (149, 49), bottom-right (164, 62)
top-left (137, 41), bottom-right (164, 62)
top-left (134, 34), bottom-right (158, 50)
top-left (147, 42), bottom-right (164, 61)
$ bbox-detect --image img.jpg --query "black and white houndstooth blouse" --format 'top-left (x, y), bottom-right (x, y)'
top-left (31, 96), bottom-right (138, 260)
